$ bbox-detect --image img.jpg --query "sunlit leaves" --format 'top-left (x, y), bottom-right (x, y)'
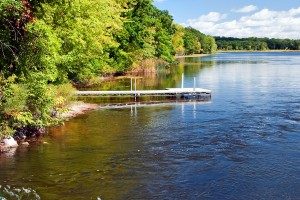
top-left (183, 27), bottom-right (217, 55)
top-left (172, 24), bottom-right (185, 55)
top-left (30, 0), bottom-right (124, 81)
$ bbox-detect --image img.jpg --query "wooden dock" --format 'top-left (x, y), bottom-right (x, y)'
top-left (75, 88), bottom-right (211, 99)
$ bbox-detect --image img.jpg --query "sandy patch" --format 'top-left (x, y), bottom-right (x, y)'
top-left (62, 102), bottom-right (99, 118)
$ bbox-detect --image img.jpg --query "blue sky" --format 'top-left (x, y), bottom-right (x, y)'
top-left (153, 0), bottom-right (300, 39)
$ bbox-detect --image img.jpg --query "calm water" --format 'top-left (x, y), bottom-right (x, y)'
top-left (1, 52), bottom-right (300, 199)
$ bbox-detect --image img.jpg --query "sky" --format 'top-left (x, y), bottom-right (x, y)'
top-left (153, 0), bottom-right (300, 39)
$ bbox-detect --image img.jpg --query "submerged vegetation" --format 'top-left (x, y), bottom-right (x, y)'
top-left (0, 0), bottom-right (216, 137)
top-left (0, 185), bottom-right (41, 199)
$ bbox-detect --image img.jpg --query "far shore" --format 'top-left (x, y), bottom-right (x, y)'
top-left (217, 50), bottom-right (300, 53)
top-left (172, 49), bottom-right (300, 58)
top-left (174, 50), bottom-right (300, 59)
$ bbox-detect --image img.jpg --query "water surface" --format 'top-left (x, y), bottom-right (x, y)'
top-left (1, 52), bottom-right (300, 199)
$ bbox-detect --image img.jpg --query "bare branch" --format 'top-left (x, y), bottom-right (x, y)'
top-left (0, 39), bottom-right (18, 59)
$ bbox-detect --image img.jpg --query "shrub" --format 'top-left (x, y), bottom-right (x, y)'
top-left (0, 74), bottom-right (76, 138)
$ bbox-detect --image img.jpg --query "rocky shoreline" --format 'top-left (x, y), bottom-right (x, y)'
top-left (0, 102), bottom-right (99, 153)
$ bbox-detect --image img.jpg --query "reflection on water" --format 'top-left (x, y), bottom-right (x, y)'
top-left (1, 52), bottom-right (300, 199)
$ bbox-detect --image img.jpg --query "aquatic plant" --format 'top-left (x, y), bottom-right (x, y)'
top-left (0, 185), bottom-right (40, 200)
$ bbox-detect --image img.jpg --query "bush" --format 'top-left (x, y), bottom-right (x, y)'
top-left (0, 74), bottom-right (76, 138)
top-left (50, 83), bottom-right (76, 117)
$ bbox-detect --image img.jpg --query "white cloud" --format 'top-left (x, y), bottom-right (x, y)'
top-left (194, 12), bottom-right (227, 22)
top-left (184, 12), bottom-right (226, 29)
top-left (154, 0), bottom-right (166, 2)
top-left (233, 5), bottom-right (258, 13)
top-left (184, 7), bottom-right (300, 39)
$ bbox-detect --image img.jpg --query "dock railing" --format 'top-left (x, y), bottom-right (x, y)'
top-left (74, 73), bottom-right (211, 100)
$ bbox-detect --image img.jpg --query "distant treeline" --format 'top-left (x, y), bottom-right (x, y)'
top-left (215, 36), bottom-right (300, 51)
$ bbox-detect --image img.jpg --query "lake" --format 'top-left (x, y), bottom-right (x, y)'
top-left (1, 52), bottom-right (300, 199)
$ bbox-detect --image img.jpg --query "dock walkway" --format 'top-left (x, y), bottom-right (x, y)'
top-left (75, 88), bottom-right (211, 98)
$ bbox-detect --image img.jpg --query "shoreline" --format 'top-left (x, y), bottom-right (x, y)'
top-left (0, 101), bottom-right (99, 153)
top-left (62, 101), bottom-right (99, 118)
top-left (217, 50), bottom-right (300, 53)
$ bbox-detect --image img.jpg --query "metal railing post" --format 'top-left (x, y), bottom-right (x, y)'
top-left (181, 73), bottom-right (184, 89)
top-left (134, 78), bottom-right (137, 101)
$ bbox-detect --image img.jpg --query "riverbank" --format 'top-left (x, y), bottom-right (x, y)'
top-left (62, 101), bottom-right (99, 118)
top-left (0, 101), bottom-right (99, 153)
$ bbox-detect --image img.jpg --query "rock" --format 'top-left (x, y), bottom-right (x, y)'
top-left (13, 132), bottom-right (26, 140)
top-left (15, 126), bottom-right (47, 138)
top-left (2, 137), bottom-right (18, 148)
top-left (21, 142), bottom-right (30, 146)
top-left (0, 144), bottom-right (7, 153)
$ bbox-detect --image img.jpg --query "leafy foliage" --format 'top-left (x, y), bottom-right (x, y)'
top-left (172, 24), bottom-right (185, 55)
top-left (0, 0), bottom-right (33, 76)
top-left (183, 27), bottom-right (217, 55)
top-left (183, 27), bottom-right (201, 54)
top-left (0, 73), bottom-right (75, 138)
top-left (31, 0), bottom-right (124, 82)
top-left (110, 0), bottom-right (175, 72)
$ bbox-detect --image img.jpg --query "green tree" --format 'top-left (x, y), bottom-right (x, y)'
top-left (202, 36), bottom-right (217, 54)
top-left (153, 9), bottom-right (175, 62)
top-left (110, 0), bottom-right (175, 72)
top-left (183, 26), bottom-right (217, 54)
top-left (110, 0), bottom-right (157, 72)
top-left (172, 24), bottom-right (185, 55)
top-left (183, 27), bottom-right (201, 54)
top-left (35, 0), bottom-right (124, 82)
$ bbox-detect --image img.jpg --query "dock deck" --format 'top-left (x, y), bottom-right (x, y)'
top-left (75, 88), bottom-right (211, 98)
